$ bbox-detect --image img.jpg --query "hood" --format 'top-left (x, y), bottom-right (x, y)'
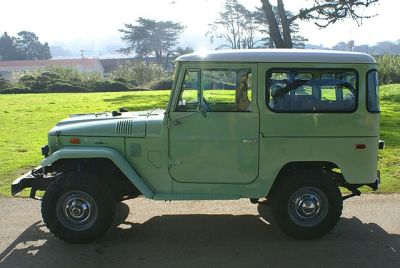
top-left (49, 109), bottom-right (165, 137)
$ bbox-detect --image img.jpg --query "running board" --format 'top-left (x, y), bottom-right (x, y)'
top-left (153, 193), bottom-right (240, 201)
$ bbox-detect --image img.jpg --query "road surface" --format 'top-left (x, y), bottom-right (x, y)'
top-left (0, 194), bottom-right (399, 267)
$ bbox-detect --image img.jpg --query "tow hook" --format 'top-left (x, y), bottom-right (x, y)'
top-left (342, 188), bottom-right (361, 201)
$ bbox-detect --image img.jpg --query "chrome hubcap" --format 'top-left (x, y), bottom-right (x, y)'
top-left (65, 198), bottom-right (91, 221)
top-left (56, 191), bottom-right (98, 231)
top-left (288, 187), bottom-right (328, 227)
top-left (295, 194), bottom-right (320, 218)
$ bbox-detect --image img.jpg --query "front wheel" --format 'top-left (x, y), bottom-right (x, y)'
top-left (41, 172), bottom-right (115, 243)
top-left (271, 171), bottom-right (343, 240)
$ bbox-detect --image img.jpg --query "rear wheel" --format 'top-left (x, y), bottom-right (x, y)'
top-left (271, 170), bottom-right (343, 240)
top-left (41, 172), bottom-right (115, 243)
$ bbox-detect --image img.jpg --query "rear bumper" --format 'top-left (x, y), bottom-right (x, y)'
top-left (11, 166), bottom-right (58, 198)
top-left (368, 175), bottom-right (380, 191)
top-left (344, 170), bottom-right (380, 192)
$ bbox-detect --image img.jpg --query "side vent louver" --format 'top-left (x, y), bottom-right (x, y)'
top-left (115, 120), bottom-right (134, 135)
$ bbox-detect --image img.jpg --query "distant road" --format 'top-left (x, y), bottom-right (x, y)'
top-left (0, 194), bottom-right (399, 268)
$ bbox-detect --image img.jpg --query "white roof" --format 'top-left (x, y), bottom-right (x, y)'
top-left (176, 49), bottom-right (376, 64)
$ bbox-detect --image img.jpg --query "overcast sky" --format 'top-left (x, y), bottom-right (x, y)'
top-left (0, 0), bottom-right (398, 50)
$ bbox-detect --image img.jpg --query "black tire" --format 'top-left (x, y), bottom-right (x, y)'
top-left (271, 170), bottom-right (343, 240)
top-left (41, 172), bottom-right (115, 243)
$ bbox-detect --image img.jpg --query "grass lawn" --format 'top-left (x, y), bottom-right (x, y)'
top-left (377, 84), bottom-right (400, 192)
top-left (0, 91), bottom-right (170, 196)
top-left (0, 85), bottom-right (399, 196)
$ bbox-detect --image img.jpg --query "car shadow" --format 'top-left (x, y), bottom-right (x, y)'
top-left (0, 202), bottom-right (399, 268)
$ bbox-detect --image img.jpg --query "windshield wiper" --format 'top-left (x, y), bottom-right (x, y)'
top-left (147, 108), bottom-right (159, 117)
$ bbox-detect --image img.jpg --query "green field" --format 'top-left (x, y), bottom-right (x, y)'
top-left (0, 85), bottom-right (399, 196)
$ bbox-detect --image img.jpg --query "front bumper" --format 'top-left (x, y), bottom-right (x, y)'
top-left (11, 166), bottom-right (59, 198)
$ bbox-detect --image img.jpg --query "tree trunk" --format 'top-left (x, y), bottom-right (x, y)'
top-left (277, 0), bottom-right (293, 48)
top-left (269, 33), bottom-right (274, 48)
top-left (260, 0), bottom-right (285, 48)
top-left (155, 50), bottom-right (162, 65)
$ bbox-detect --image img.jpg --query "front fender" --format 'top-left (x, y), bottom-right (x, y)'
top-left (41, 146), bottom-right (154, 198)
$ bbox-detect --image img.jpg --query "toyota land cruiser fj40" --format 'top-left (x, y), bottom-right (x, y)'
top-left (12, 49), bottom-right (383, 243)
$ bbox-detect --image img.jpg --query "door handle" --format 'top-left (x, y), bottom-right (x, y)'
top-left (242, 139), bottom-right (257, 144)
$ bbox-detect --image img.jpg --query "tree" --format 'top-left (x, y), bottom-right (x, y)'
top-left (0, 31), bottom-right (51, 60)
top-left (260, 0), bottom-right (379, 48)
top-left (119, 17), bottom-right (184, 66)
top-left (173, 46), bottom-right (194, 58)
top-left (207, 0), bottom-right (261, 49)
top-left (254, 7), bottom-right (307, 48)
top-left (332, 41), bottom-right (349, 51)
top-left (0, 32), bottom-right (21, 60)
top-left (15, 31), bottom-right (52, 60)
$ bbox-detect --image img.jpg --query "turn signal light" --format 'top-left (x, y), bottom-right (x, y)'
top-left (355, 144), bottom-right (366, 149)
top-left (69, 138), bottom-right (81, 144)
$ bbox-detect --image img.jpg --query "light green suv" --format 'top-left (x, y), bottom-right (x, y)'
top-left (12, 49), bottom-right (384, 243)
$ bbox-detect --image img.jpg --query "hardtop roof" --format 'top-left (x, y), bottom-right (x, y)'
top-left (176, 49), bottom-right (376, 64)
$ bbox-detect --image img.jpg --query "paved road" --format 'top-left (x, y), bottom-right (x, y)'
top-left (0, 194), bottom-right (399, 268)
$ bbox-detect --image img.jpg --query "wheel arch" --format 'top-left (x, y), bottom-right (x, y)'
top-left (267, 161), bottom-right (344, 199)
top-left (41, 146), bottom-right (154, 198)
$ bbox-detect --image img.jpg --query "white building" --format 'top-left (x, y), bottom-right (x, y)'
top-left (0, 59), bottom-right (104, 79)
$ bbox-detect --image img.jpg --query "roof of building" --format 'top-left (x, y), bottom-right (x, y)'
top-left (0, 59), bottom-right (102, 69)
top-left (176, 49), bottom-right (376, 64)
top-left (100, 58), bottom-right (135, 73)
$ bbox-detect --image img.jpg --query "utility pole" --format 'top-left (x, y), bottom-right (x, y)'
top-left (80, 50), bottom-right (85, 59)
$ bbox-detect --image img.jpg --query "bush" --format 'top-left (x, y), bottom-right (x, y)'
top-left (0, 84), bottom-right (31, 94)
top-left (4, 64), bottom-right (166, 93)
top-left (376, 55), bottom-right (400, 85)
top-left (149, 79), bottom-right (173, 90)
top-left (19, 74), bottom-right (37, 88)
top-left (19, 73), bottom-right (54, 90)
top-left (0, 76), bottom-right (9, 90)
top-left (41, 71), bottom-right (62, 80)
top-left (94, 80), bottom-right (129, 92)
top-left (127, 79), bottom-right (139, 87)
top-left (113, 77), bottom-right (126, 84)
top-left (46, 82), bottom-right (87, 93)
top-left (110, 62), bottom-right (167, 86)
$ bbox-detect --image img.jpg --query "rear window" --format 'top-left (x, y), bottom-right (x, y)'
top-left (266, 69), bottom-right (358, 113)
top-left (367, 70), bottom-right (380, 113)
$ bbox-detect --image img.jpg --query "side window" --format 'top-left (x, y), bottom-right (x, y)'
top-left (367, 70), bottom-right (380, 113)
top-left (267, 69), bottom-right (357, 113)
top-left (176, 69), bottom-right (200, 112)
top-left (203, 69), bottom-right (252, 112)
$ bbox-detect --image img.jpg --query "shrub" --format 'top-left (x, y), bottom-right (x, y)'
top-left (19, 72), bottom-right (62, 91)
top-left (19, 74), bottom-right (37, 88)
top-left (376, 55), bottom-right (400, 85)
top-left (110, 61), bottom-right (167, 86)
top-left (41, 71), bottom-right (62, 80)
top-left (127, 79), bottom-right (139, 87)
top-left (0, 84), bottom-right (31, 94)
top-left (0, 76), bottom-right (9, 90)
top-left (94, 80), bottom-right (129, 92)
top-left (46, 82), bottom-right (87, 93)
top-left (113, 77), bottom-right (126, 84)
top-left (149, 79), bottom-right (174, 90)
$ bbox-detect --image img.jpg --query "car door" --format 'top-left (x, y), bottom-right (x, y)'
top-left (168, 65), bottom-right (259, 184)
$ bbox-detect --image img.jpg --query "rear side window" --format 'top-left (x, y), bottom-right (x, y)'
top-left (266, 69), bottom-right (358, 113)
top-left (367, 70), bottom-right (380, 113)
